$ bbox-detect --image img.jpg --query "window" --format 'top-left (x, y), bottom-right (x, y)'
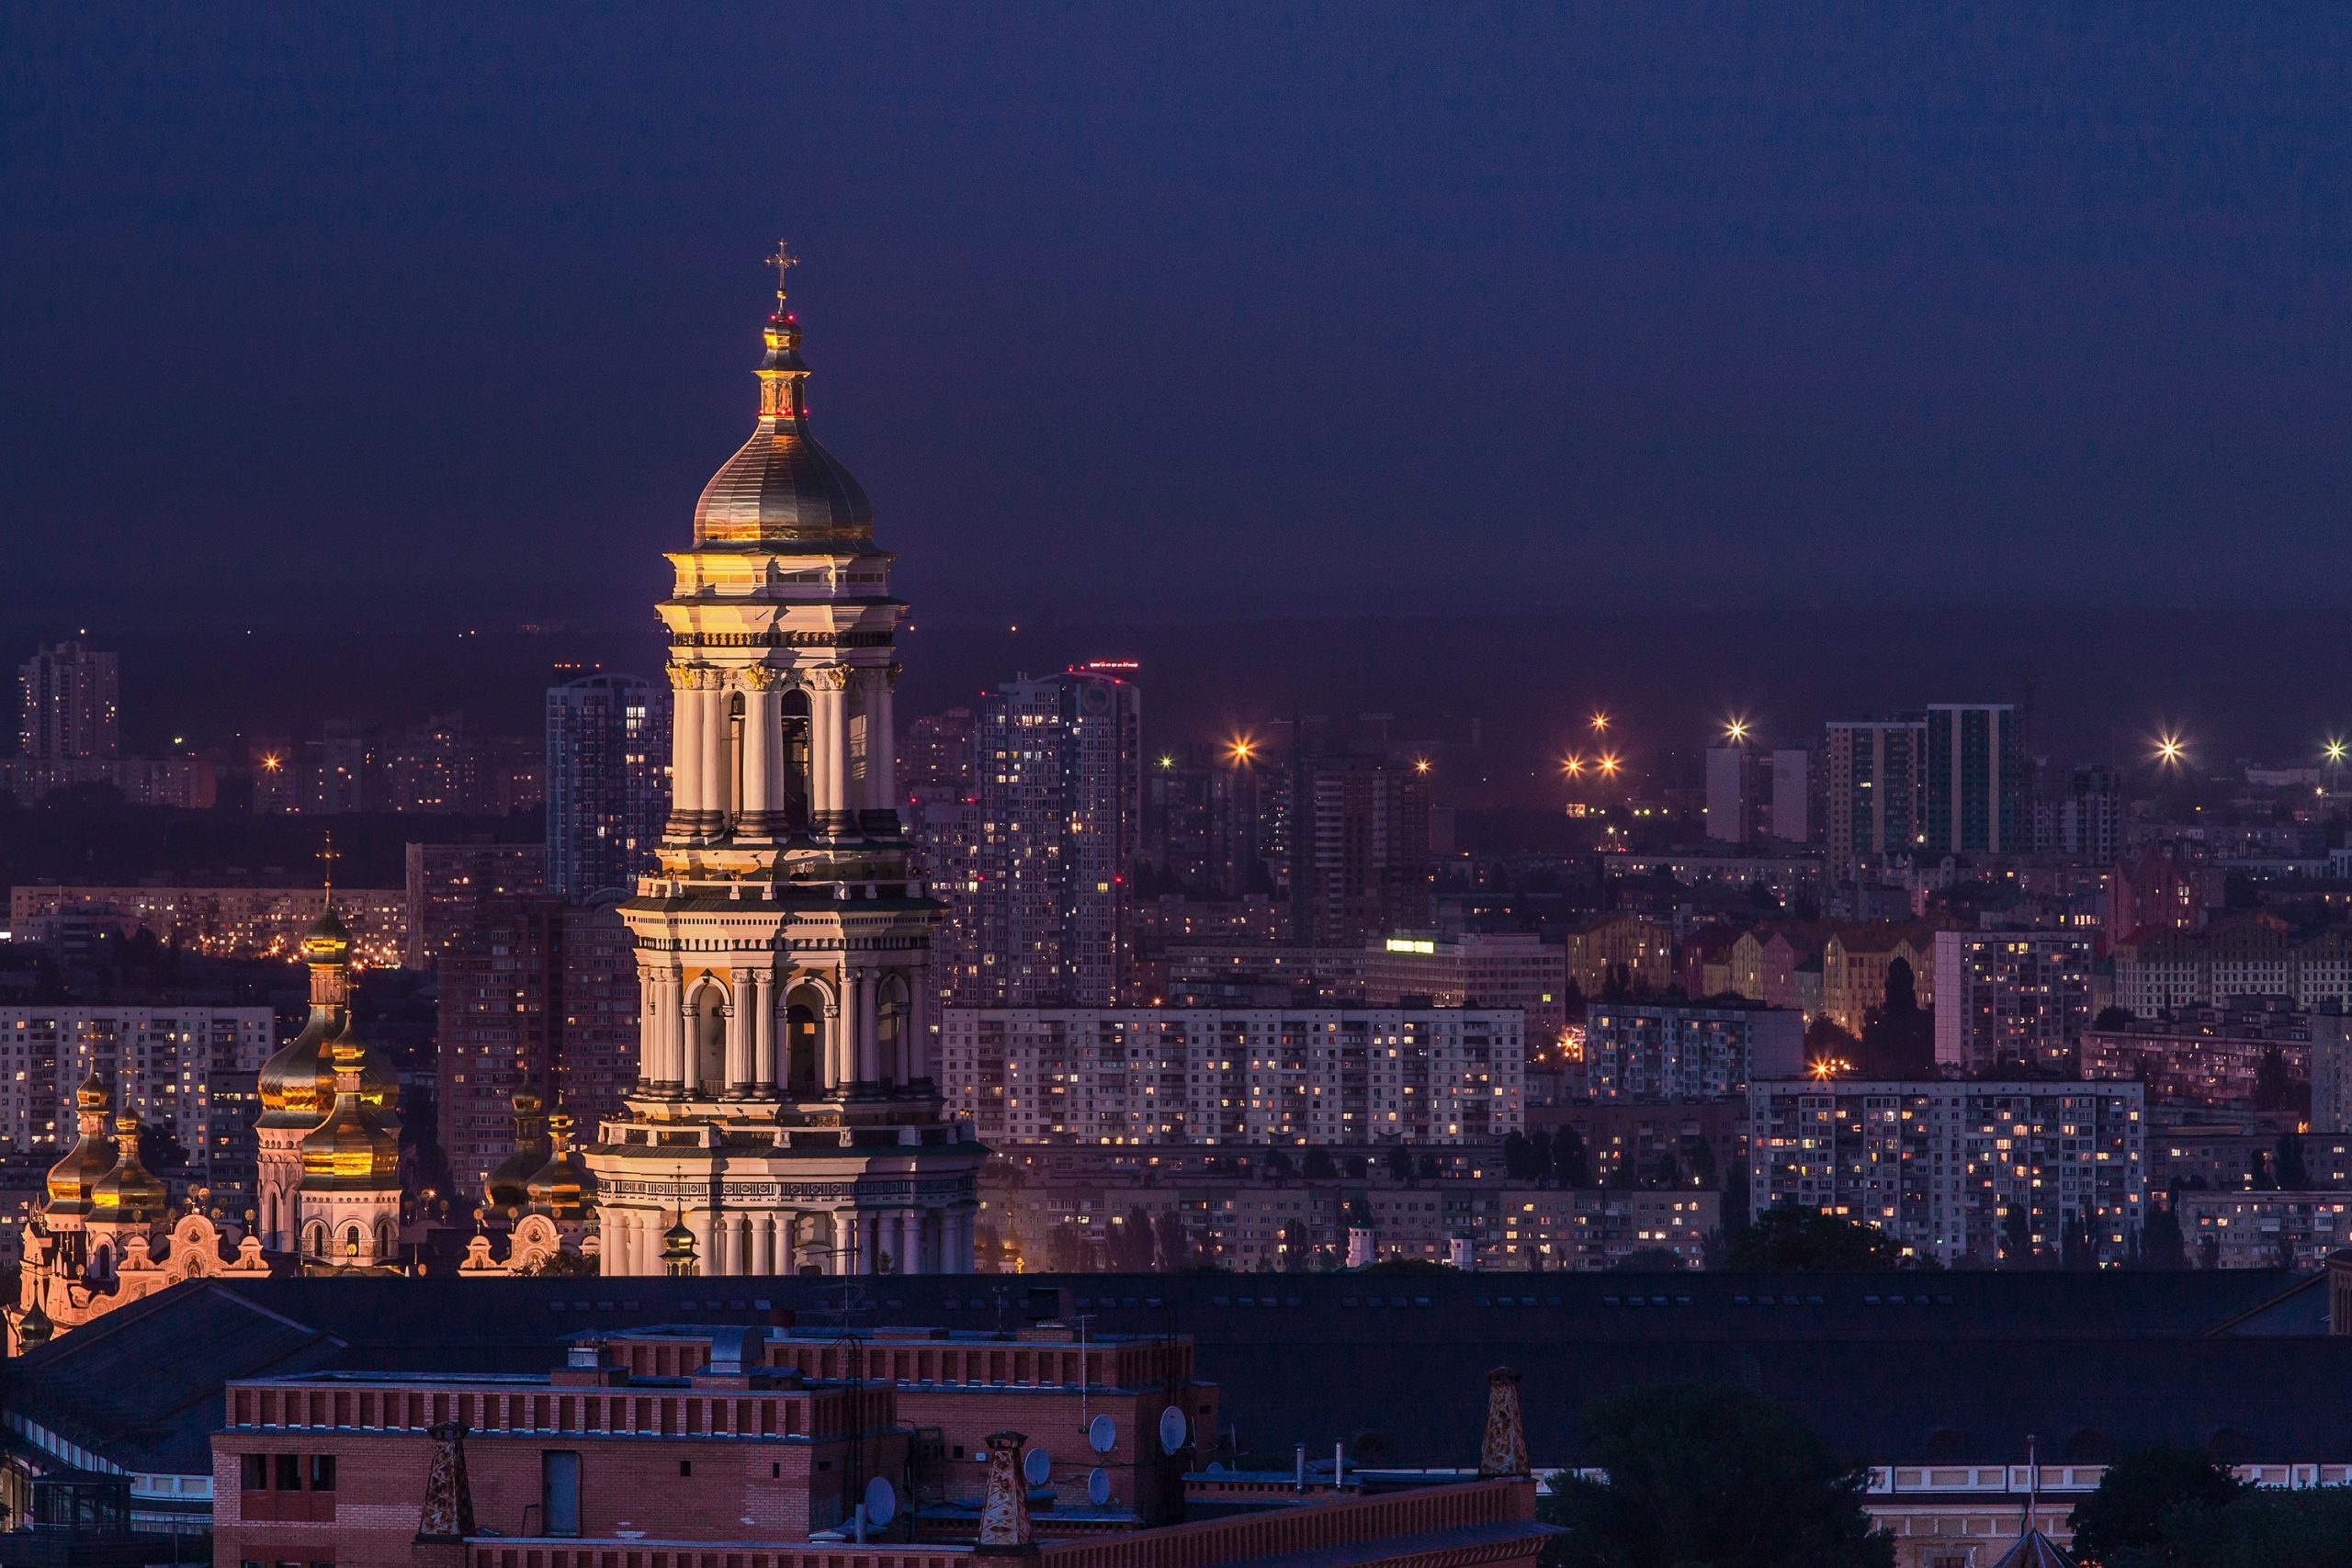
top-left (542, 1451), bottom-right (581, 1537)
top-left (308, 1456), bottom-right (336, 1492)
top-left (241, 1456), bottom-right (268, 1492)
top-left (274, 1455), bottom-right (301, 1491)
top-left (677, 1460), bottom-right (692, 1478)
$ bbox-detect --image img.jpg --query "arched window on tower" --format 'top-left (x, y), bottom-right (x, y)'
top-left (779, 688), bottom-right (812, 830)
top-left (876, 976), bottom-right (910, 1089)
top-left (344, 1225), bottom-right (363, 1260)
top-left (784, 981), bottom-right (828, 1097)
top-left (694, 983), bottom-right (729, 1092)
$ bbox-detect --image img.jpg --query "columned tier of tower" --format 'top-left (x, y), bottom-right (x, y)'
top-left (659, 542), bottom-right (906, 854)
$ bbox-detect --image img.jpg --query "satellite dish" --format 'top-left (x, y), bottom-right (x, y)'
top-left (1023, 1446), bottom-right (1052, 1487)
top-left (863, 1476), bottom-right (897, 1529)
top-left (1086, 1467), bottom-right (1111, 1506)
top-left (1159, 1405), bottom-right (1188, 1455)
top-left (1089, 1414), bottom-right (1116, 1454)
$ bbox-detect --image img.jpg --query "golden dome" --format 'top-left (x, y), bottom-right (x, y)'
top-left (524, 1112), bottom-right (593, 1224)
top-left (299, 1028), bottom-right (402, 1190)
top-left (483, 1089), bottom-right (550, 1213)
top-left (300, 906), bottom-right (353, 965)
top-left (691, 297), bottom-right (873, 544)
top-left (90, 1113), bottom-right (167, 1224)
top-left (43, 1068), bottom-right (118, 1216)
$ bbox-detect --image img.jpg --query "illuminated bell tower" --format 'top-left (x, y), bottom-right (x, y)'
top-left (584, 248), bottom-right (983, 1277)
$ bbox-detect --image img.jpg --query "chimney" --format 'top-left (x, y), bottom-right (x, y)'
top-left (414, 1421), bottom-right (477, 1541)
top-left (1448, 1231), bottom-right (1476, 1271)
top-left (1477, 1367), bottom-right (1528, 1479)
top-left (975, 1430), bottom-right (1036, 1555)
top-left (1346, 1224), bottom-right (1374, 1269)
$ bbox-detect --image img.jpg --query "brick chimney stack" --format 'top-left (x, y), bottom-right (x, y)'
top-left (976, 1430), bottom-right (1037, 1555)
top-left (1477, 1367), bottom-right (1528, 1479)
top-left (413, 1420), bottom-right (477, 1568)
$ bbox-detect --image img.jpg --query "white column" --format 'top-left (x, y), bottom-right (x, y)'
top-left (868, 665), bottom-right (898, 811)
top-left (702, 682), bottom-right (733, 834)
top-left (831, 1211), bottom-right (856, 1275)
top-left (741, 674), bottom-right (776, 834)
top-left (752, 1215), bottom-right (775, 1276)
top-left (753, 969), bottom-right (777, 1091)
top-left (854, 970), bottom-right (880, 1087)
top-left (637, 971), bottom-right (660, 1089)
top-left (956, 1212), bottom-right (976, 1273)
top-left (727, 969), bottom-right (754, 1094)
top-left (679, 982), bottom-right (702, 1096)
top-left (669, 668), bottom-right (703, 831)
top-left (813, 667), bottom-right (849, 829)
top-left (821, 998), bottom-right (843, 1092)
top-left (906, 963), bottom-right (931, 1084)
top-left (653, 973), bottom-right (679, 1086)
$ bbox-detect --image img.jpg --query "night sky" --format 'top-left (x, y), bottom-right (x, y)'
top-left (6, 6), bottom-right (2351, 764)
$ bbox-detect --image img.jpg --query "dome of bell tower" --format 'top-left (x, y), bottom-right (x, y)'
top-left (690, 243), bottom-right (874, 545)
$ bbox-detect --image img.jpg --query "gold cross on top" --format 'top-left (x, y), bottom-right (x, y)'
top-left (767, 240), bottom-right (800, 302)
top-left (318, 831), bottom-right (340, 896)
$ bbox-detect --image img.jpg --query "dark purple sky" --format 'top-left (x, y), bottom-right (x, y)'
top-left (5, 5), bottom-right (2351, 765)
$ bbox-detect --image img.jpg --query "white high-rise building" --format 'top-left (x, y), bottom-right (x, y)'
top-left (583, 255), bottom-right (984, 1278)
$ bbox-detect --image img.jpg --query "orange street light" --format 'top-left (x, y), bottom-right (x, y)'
top-left (1724, 716), bottom-right (1749, 744)
top-left (2154, 733), bottom-right (2185, 767)
top-left (1589, 711), bottom-right (1611, 736)
top-left (1561, 753), bottom-right (1586, 778)
top-left (1413, 757), bottom-right (1431, 775)
top-left (1598, 751), bottom-right (1622, 778)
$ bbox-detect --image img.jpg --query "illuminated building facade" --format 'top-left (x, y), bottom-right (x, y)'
top-left (1929, 930), bottom-right (2097, 1074)
top-left (1824, 717), bottom-right (1927, 875)
top-left (1748, 1077), bottom-right (2144, 1267)
top-left (1582, 1000), bottom-right (1804, 1100)
top-left (968, 666), bottom-right (1143, 1006)
top-left (6, 884), bottom-right (407, 966)
top-left (0, 1006), bottom-right (272, 1168)
top-left (1923, 703), bottom-right (2026, 857)
top-left (582, 258), bottom-right (982, 1277)
top-left (546, 672), bottom-right (671, 900)
top-left (938, 1006), bottom-right (1522, 1145)
top-left (402, 841), bottom-right (549, 968)
top-left (17, 641), bottom-right (118, 761)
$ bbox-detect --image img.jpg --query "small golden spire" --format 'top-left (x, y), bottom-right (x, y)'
top-left (318, 831), bottom-right (340, 899)
top-left (767, 239), bottom-right (799, 307)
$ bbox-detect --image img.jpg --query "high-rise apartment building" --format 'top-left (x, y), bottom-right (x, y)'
top-left (1769, 746), bottom-right (1815, 844)
top-left (1931, 930), bottom-right (2097, 1074)
top-left (435, 897), bottom-right (640, 1209)
top-left (1924, 703), bottom-right (2025, 856)
top-left (1703, 743), bottom-right (1754, 844)
top-left (0, 1006), bottom-right (275, 1188)
top-left (1749, 1077), bottom-right (2146, 1267)
top-left (1144, 744), bottom-right (1271, 897)
top-left (17, 641), bottom-right (119, 761)
top-left (546, 673), bottom-right (670, 899)
top-left (402, 841), bottom-right (549, 968)
top-left (901, 706), bottom-right (977, 792)
top-left (968, 666), bottom-right (1143, 1006)
top-left (938, 1006), bottom-right (1522, 1145)
top-left (2047, 764), bottom-right (2123, 863)
top-left (1824, 718), bottom-right (1927, 874)
top-left (1583, 1000), bottom-right (1805, 1100)
top-left (1292, 752), bottom-right (1431, 944)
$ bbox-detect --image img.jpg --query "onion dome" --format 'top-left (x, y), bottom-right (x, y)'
top-left (661, 1221), bottom-right (699, 1277)
top-left (483, 1090), bottom-right (551, 1213)
top-left (259, 905), bottom-right (357, 1127)
top-left (524, 1112), bottom-right (593, 1224)
top-left (691, 249), bottom-right (873, 545)
top-left (300, 1025), bottom-right (402, 1190)
top-left (16, 1296), bottom-right (53, 1351)
top-left (90, 1112), bottom-right (168, 1225)
top-left (43, 1069), bottom-right (118, 1217)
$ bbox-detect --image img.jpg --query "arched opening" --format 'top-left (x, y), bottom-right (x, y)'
top-left (724, 691), bottom-right (745, 831)
top-left (876, 976), bottom-right (910, 1089)
top-left (692, 982), bottom-right (729, 1092)
top-left (378, 1220), bottom-right (398, 1259)
top-left (303, 1222), bottom-right (327, 1259)
top-left (779, 688), bottom-right (812, 830)
top-left (785, 982), bottom-right (828, 1097)
top-left (343, 1225), bottom-right (363, 1260)
top-left (792, 1213), bottom-right (827, 1276)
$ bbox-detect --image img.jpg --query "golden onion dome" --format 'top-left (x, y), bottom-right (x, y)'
top-left (690, 286), bottom-right (872, 545)
top-left (483, 1090), bottom-right (550, 1213)
top-left (256, 1016), bottom-right (336, 1126)
top-left (299, 1028), bottom-right (402, 1190)
top-left (300, 905), bottom-right (354, 965)
top-left (89, 1113), bottom-right (168, 1224)
top-left (524, 1112), bottom-right (593, 1224)
top-left (43, 1069), bottom-right (118, 1216)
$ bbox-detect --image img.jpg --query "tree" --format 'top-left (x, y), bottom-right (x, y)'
top-left (2061, 1212), bottom-right (2097, 1270)
top-left (1611, 1247), bottom-right (1686, 1272)
top-left (1154, 1211), bottom-right (1191, 1271)
top-left (1303, 1146), bottom-right (1339, 1180)
top-left (2143, 1184), bottom-right (2188, 1269)
top-left (2276, 1131), bottom-right (2312, 1190)
top-left (1265, 1149), bottom-right (1295, 1180)
top-left (1723, 1203), bottom-right (1902, 1271)
top-left (1385, 1145), bottom-right (1416, 1184)
top-left (2095, 1004), bottom-right (2136, 1029)
top-left (1555, 1127), bottom-right (1593, 1190)
top-left (2104, 1485), bottom-right (2352, 1568)
top-left (2068, 1445), bottom-right (2248, 1564)
top-left (2001, 1201), bottom-right (2035, 1268)
top-left (2256, 1047), bottom-right (2293, 1113)
top-left (1601, 963), bottom-right (1633, 1003)
top-left (1278, 1219), bottom-right (1311, 1272)
top-left (1539, 1385), bottom-right (1891, 1568)
top-left (1683, 1134), bottom-right (1717, 1190)
top-left (1528, 1129), bottom-right (1556, 1186)
top-left (1417, 1152), bottom-right (1442, 1181)
top-left (1108, 1207), bottom-right (1157, 1271)
top-left (1857, 956), bottom-right (1935, 1079)
top-left (1503, 1130), bottom-right (1536, 1180)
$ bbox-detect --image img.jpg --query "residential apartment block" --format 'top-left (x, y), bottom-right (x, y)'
top-left (1931, 930), bottom-right (2097, 1073)
top-left (1583, 1000), bottom-right (1804, 1100)
top-left (1749, 1077), bottom-right (2145, 1267)
top-left (938, 1007), bottom-right (1522, 1146)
